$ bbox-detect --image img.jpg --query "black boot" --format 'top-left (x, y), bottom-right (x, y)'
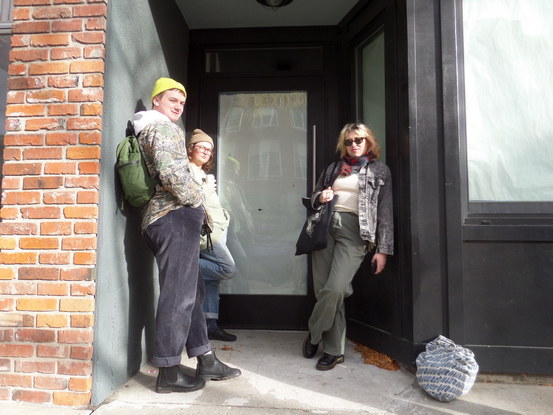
top-left (196, 352), bottom-right (241, 381)
top-left (156, 365), bottom-right (205, 393)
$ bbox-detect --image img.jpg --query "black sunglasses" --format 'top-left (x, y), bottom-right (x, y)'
top-left (344, 137), bottom-right (366, 146)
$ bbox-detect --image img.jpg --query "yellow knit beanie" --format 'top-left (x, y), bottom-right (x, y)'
top-left (150, 77), bottom-right (187, 102)
top-left (189, 129), bottom-right (214, 147)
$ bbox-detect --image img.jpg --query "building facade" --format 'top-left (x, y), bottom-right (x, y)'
top-left (0, 0), bottom-right (551, 408)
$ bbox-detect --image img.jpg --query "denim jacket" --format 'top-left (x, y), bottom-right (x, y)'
top-left (310, 160), bottom-right (394, 255)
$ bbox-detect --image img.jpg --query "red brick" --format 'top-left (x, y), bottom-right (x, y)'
top-left (14, 0), bottom-right (51, 5)
top-left (73, 252), bottom-right (96, 265)
top-left (39, 252), bottom-right (71, 265)
top-left (16, 328), bottom-right (56, 343)
top-left (5, 118), bottom-right (24, 131)
top-left (59, 329), bottom-right (93, 344)
top-left (74, 4), bottom-right (107, 17)
top-left (73, 221), bottom-right (96, 234)
top-left (85, 18), bottom-right (106, 31)
top-left (80, 103), bottom-right (102, 116)
top-left (7, 91), bottom-right (26, 104)
top-left (32, 6), bottom-right (72, 19)
top-left (40, 221), bottom-right (72, 235)
top-left (76, 191), bottom-right (98, 204)
top-left (25, 117), bottom-right (64, 131)
top-left (13, 389), bottom-right (51, 404)
top-left (2, 162), bottom-right (41, 175)
top-left (82, 46), bottom-right (104, 60)
top-left (0, 358), bottom-right (11, 371)
top-left (6, 104), bottom-right (46, 117)
top-left (0, 298), bottom-right (15, 310)
top-left (0, 252), bottom-right (38, 264)
top-left (48, 103), bottom-right (79, 116)
top-left (23, 148), bottom-right (63, 161)
top-left (27, 89), bottom-right (66, 103)
top-left (66, 117), bottom-right (101, 130)
top-left (19, 267), bottom-right (60, 281)
top-left (59, 298), bottom-right (94, 312)
top-left (7, 76), bottom-right (44, 90)
top-left (21, 206), bottom-right (61, 219)
top-left (8, 63), bottom-right (27, 76)
top-left (60, 267), bottom-right (92, 281)
top-left (23, 176), bottom-right (64, 189)
top-left (0, 373), bottom-right (33, 388)
top-left (43, 191), bottom-right (76, 204)
top-left (69, 376), bottom-right (92, 392)
top-left (10, 48), bottom-right (48, 62)
top-left (46, 132), bottom-right (78, 145)
top-left (3, 133), bottom-right (44, 146)
top-left (0, 222), bottom-right (38, 235)
top-left (12, 7), bottom-right (31, 20)
top-left (82, 74), bottom-right (102, 88)
top-left (11, 35), bottom-right (30, 48)
top-left (72, 32), bottom-right (105, 45)
top-left (52, 19), bottom-right (83, 33)
top-left (0, 329), bottom-right (14, 341)
top-left (68, 88), bottom-right (103, 102)
top-left (15, 360), bottom-right (56, 374)
top-left (1, 177), bottom-right (22, 190)
top-left (0, 237), bottom-right (17, 249)
top-left (34, 375), bottom-right (67, 390)
top-left (66, 146), bottom-right (100, 160)
top-left (37, 283), bottom-right (69, 296)
top-left (70, 282), bottom-right (95, 296)
top-left (19, 237), bottom-right (59, 250)
top-left (70, 60), bottom-right (104, 74)
top-left (79, 161), bottom-right (100, 174)
top-left (69, 317), bottom-right (94, 331)
top-left (12, 21), bottom-right (50, 34)
top-left (61, 237), bottom-right (96, 250)
top-left (37, 345), bottom-right (69, 358)
top-left (30, 34), bottom-right (70, 47)
top-left (16, 298), bottom-right (57, 311)
top-left (70, 346), bottom-right (92, 361)
top-left (63, 206), bottom-right (97, 219)
top-left (51, 46), bottom-right (82, 60)
top-left (0, 344), bottom-right (34, 358)
top-left (79, 131), bottom-right (101, 144)
top-left (0, 281), bottom-right (36, 295)
top-left (29, 62), bottom-right (69, 75)
top-left (57, 360), bottom-right (92, 376)
top-left (37, 313), bottom-right (68, 327)
top-left (44, 161), bottom-right (77, 174)
top-left (4, 148), bottom-right (22, 161)
top-left (65, 177), bottom-right (99, 189)
top-left (53, 391), bottom-right (91, 407)
top-left (0, 207), bottom-right (19, 219)
top-left (23, 176), bottom-right (63, 189)
top-left (2, 191), bottom-right (41, 204)
top-left (47, 75), bottom-right (79, 88)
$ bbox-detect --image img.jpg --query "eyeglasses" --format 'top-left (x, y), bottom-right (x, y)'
top-left (344, 137), bottom-right (366, 147)
top-left (195, 145), bottom-right (213, 155)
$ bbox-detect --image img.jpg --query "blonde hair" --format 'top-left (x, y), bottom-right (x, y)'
top-left (336, 122), bottom-right (381, 159)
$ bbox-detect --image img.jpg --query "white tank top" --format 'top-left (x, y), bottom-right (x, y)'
top-left (332, 174), bottom-right (359, 214)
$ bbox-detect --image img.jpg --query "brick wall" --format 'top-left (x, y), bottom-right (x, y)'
top-left (0, 0), bottom-right (107, 407)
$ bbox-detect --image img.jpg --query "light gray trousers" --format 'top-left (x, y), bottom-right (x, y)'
top-left (309, 211), bottom-right (367, 356)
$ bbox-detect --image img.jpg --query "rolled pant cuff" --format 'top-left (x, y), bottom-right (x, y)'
top-left (152, 355), bottom-right (182, 368)
top-left (204, 312), bottom-right (218, 319)
top-left (187, 343), bottom-right (211, 358)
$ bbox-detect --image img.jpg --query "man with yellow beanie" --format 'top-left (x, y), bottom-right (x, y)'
top-left (131, 78), bottom-right (241, 394)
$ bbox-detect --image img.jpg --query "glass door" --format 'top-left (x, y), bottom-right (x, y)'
top-left (199, 78), bottom-right (324, 329)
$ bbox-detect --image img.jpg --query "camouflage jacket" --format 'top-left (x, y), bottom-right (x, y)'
top-left (311, 160), bottom-right (394, 255)
top-left (132, 111), bottom-right (203, 232)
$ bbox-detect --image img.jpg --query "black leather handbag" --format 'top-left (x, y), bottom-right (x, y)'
top-left (295, 194), bottom-right (338, 255)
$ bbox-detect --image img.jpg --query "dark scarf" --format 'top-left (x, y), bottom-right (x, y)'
top-left (340, 152), bottom-right (375, 176)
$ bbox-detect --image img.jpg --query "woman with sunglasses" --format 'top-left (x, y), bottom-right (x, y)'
top-left (303, 122), bottom-right (394, 370)
top-left (187, 129), bottom-right (238, 343)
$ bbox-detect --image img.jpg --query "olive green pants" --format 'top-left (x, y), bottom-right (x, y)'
top-left (308, 211), bottom-right (367, 356)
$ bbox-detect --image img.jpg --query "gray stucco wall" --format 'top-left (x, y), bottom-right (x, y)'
top-left (93, 0), bottom-right (189, 406)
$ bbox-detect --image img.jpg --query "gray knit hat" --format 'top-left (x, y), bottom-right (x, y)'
top-left (189, 129), bottom-right (214, 147)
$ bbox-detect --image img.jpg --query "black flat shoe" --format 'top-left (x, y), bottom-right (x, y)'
top-left (156, 365), bottom-right (205, 393)
top-left (303, 333), bottom-right (318, 358)
top-left (316, 353), bottom-right (345, 371)
top-left (208, 327), bottom-right (237, 342)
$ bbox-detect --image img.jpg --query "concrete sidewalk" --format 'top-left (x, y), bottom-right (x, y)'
top-left (1, 330), bottom-right (552, 414)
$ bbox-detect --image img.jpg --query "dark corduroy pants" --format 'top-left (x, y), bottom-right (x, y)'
top-left (144, 205), bottom-right (211, 367)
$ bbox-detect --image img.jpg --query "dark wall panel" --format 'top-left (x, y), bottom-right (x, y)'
top-left (463, 241), bottom-right (553, 347)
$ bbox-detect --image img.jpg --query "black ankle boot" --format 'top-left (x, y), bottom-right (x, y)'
top-left (156, 365), bottom-right (205, 393)
top-left (196, 352), bottom-right (241, 381)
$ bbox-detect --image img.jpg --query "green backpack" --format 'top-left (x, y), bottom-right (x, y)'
top-left (116, 121), bottom-right (158, 209)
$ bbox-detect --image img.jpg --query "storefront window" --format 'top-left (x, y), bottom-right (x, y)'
top-left (463, 0), bottom-right (553, 202)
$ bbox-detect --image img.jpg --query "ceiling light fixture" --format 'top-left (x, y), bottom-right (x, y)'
top-left (256, 0), bottom-right (294, 11)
